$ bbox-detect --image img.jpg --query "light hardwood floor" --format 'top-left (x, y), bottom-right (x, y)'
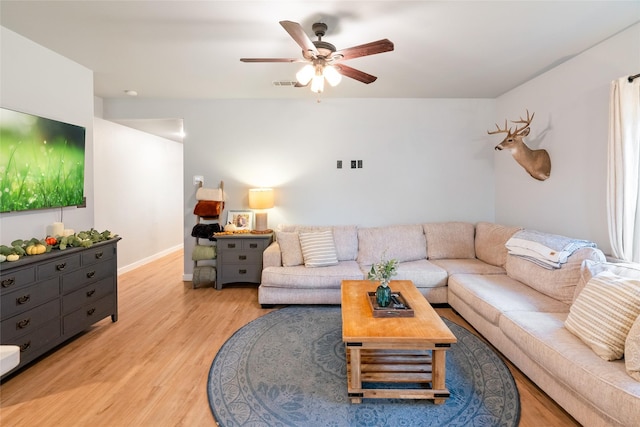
top-left (0, 249), bottom-right (580, 426)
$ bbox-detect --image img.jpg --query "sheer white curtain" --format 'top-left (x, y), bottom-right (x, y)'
top-left (607, 76), bottom-right (640, 262)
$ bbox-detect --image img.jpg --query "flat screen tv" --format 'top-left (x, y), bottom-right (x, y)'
top-left (0, 107), bottom-right (86, 213)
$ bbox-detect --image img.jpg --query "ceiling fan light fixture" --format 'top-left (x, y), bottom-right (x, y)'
top-left (324, 65), bottom-right (342, 87)
top-left (295, 64), bottom-right (314, 85)
top-left (311, 74), bottom-right (325, 93)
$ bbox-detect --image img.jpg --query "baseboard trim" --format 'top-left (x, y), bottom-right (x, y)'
top-left (118, 244), bottom-right (183, 275)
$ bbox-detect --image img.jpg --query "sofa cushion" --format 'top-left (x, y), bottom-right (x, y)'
top-left (575, 259), bottom-right (640, 303)
top-left (626, 315), bottom-right (640, 381)
top-left (261, 261), bottom-right (364, 289)
top-left (565, 271), bottom-right (640, 361)
top-left (298, 230), bottom-right (339, 267)
top-left (448, 273), bottom-right (570, 326)
top-left (500, 310), bottom-right (640, 427)
top-left (429, 258), bottom-right (506, 275)
top-left (386, 260), bottom-right (448, 289)
top-left (357, 224), bottom-right (426, 266)
top-left (276, 231), bottom-right (304, 267)
top-left (474, 222), bottom-right (522, 267)
top-left (278, 225), bottom-right (358, 261)
top-left (423, 222), bottom-right (475, 259)
top-left (506, 247), bottom-right (606, 305)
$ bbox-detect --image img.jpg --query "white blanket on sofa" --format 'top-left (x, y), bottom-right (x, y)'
top-left (505, 229), bottom-right (596, 269)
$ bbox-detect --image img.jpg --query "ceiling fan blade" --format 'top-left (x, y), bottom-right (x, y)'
top-left (279, 20), bottom-right (319, 58)
top-left (334, 39), bottom-right (394, 61)
top-left (334, 64), bottom-right (378, 84)
top-left (240, 58), bottom-right (305, 63)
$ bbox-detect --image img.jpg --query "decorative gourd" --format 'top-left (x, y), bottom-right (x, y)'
top-left (0, 254), bottom-right (6, 263)
top-left (26, 244), bottom-right (47, 255)
top-left (6, 254), bottom-right (19, 262)
top-left (224, 222), bottom-right (237, 232)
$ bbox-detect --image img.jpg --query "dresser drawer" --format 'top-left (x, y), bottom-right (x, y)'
top-left (82, 245), bottom-right (114, 266)
top-left (1, 277), bottom-right (59, 320)
top-left (0, 266), bottom-right (36, 294)
top-left (63, 277), bottom-right (113, 314)
top-left (63, 295), bottom-right (115, 336)
top-left (61, 262), bottom-right (113, 294)
top-left (1, 299), bottom-right (60, 342)
top-left (8, 321), bottom-right (62, 368)
top-left (38, 254), bottom-right (81, 279)
top-left (219, 264), bottom-right (261, 283)
top-left (218, 251), bottom-right (262, 265)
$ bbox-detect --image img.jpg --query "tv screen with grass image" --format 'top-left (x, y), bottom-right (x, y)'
top-left (1, 107), bottom-right (86, 213)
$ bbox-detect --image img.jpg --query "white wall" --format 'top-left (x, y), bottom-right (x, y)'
top-left (103, 98), bottom-right (497, 277)
top-left (93, 118), bottom-right (184, 272)
top-left (0, 27), bottom-right (94, 242)
top-left (495, 23), bottom-right (640, 255)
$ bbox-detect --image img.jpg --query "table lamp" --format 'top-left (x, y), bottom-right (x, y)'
top-left (249, 188), bottom-right (275, 233)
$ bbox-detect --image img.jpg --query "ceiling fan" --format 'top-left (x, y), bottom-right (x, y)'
top-left (240, 20), bottom-right (394, 93)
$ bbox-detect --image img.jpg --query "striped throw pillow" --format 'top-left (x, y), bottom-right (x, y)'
top-left (626, 315), bottom-right (640, 380)
top-left (298, 230), bottom-right (339, 268)
top-left (565, 271), bottom-right (640, 361)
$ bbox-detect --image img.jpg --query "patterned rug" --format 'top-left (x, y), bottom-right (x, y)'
top-left (208, 306), bottom-right (520, 427)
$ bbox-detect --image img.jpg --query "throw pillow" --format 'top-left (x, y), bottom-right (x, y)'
top-left (276, 231), bottom-right (303, 267)
top-left (423, 222), bottom-right (476, 260)
top-left (626, 315), bottom-right (640, 381)
top-left (298, 230), bottom-right (339, 268)
top-left (565, 271), bottom-right (640, 360)
top-left (574, 259), bottom-right (640, 303)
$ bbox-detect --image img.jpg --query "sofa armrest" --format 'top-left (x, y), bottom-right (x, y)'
top-left (263, 241), bottom-right (282, 268)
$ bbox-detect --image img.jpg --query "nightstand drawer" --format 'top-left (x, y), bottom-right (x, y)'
top-left (220, 264), bottom-right (261, 283)
top-left (218, 252), bottom-right (262, 265)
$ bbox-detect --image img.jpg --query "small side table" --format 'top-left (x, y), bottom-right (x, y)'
top-left (214, 233), bottom-right (273, 290)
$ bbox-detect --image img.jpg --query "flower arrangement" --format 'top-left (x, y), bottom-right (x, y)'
top-left (367, 258), bottom-right (399, 288)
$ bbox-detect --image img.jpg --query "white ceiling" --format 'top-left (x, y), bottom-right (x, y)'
top-left (2, 1), bottom-right (639, 101)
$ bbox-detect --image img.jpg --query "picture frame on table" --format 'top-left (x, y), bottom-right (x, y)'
top-left (227, 210), bottom-right (254, 231)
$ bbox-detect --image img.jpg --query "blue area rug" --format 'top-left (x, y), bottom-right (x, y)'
top-left (208, 306), bottom-right (520, 427)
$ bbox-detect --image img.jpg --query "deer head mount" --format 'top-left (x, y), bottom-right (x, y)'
top-left (488, 110), bottom-right (551, 181)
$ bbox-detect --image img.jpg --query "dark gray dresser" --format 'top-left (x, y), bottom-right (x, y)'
top-left (0, 238), bottom-right (120, 378)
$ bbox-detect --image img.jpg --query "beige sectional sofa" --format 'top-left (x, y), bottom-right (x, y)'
top-left (259, 221), bottom-right (640, 427)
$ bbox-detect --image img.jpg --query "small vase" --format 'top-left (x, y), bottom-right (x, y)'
top-left (376, 284), bottom-right (392, 307)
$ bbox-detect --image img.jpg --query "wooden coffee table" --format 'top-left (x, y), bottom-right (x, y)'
top-left (341, 280), bottom-right (457, 404)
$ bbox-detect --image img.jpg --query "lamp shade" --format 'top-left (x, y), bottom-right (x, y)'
top-left (249, 188), bottom-right (274, 210)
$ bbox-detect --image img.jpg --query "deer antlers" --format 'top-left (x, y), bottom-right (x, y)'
top-left (488, 109), bottom-right (535, 137)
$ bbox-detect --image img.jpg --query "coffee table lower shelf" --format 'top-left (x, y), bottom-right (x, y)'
top-left (345, 343), bottom-right (451, 404)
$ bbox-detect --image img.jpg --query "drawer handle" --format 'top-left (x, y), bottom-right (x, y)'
top-left (20, 341), bottom-right (31, 352)
top-left (86, 289), bottom-right (96, 297)
top-left (228, 243), bottom-right (236, 249)
top-left (239, 255), bottom-right (247, 260)
top-left (56, 262), bottom-right (67, 271)
top-left (86, 271), bottom-right (96, 279)
top-left (16, 294), bottom-right (31, 305)
top-left (239, 269), bottom-right (247, 274)
top-left (95, 251), bottom-right (104, 259)
top-left (87, 308), bottom-right (96, 316)
top-left (250, 243), bottom-right (258, 249)
top-left (17, 318), bottom-right (31, 329)
top-left (1, 277), bottom-right (16, 288)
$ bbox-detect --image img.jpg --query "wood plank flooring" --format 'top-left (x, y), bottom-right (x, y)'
top-left (0, 249), bottom-right (580, 426)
